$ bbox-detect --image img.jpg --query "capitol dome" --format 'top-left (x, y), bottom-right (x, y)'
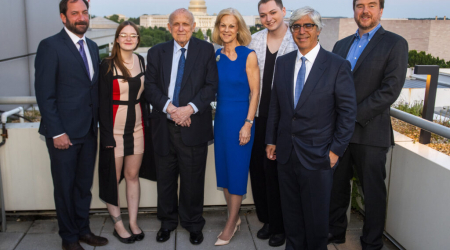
top-left (189, 0), bottom-right (207, 16)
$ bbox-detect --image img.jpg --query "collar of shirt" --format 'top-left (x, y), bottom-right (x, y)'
top-left (296, 42), bottom-right (321, 64)
top-left (174, 40), bottom-right (189, 57)
top-left (64, 26), bottom-right (87, 46)
top-left (354, 23), bottom-right (381, 41)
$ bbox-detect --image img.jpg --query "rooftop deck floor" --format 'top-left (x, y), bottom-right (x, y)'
top-left (0, 208), bottom-right (398, 250)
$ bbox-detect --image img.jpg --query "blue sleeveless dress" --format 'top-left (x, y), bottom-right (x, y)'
top-left (214, 46), bottom-right (255, 195)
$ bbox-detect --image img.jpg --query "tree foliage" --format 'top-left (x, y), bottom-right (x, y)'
top-left (127, 17), bottom-right (140, 25)
top-left (193, 29), bottom-right (205, 40)
top-left (105, 14), bottom-right (124, 23)
top-left (249, 24), bottom-right (263, 34)
top-left (206, 29), bottom-right (212, 41)
top-left (408, 50), bottom-right (450, 68)
top-left (139, 26), bottom-right (173, 47)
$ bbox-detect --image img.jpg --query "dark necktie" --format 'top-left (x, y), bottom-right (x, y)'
top-left (78, 40), bottom-right (91, 79)
top-left (294, 56), bottom-right (306, 108)
top-left (172, 48), bottom-right (186, 107)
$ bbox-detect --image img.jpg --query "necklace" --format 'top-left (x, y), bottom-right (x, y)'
top-left (124, 56), bottom-right (135, 70)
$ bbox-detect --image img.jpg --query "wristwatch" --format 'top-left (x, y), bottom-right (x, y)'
top-left (245, 119), bottom-right (253, 124)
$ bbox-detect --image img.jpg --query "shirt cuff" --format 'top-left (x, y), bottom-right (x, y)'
top-left (53, 133), bottom-right (65, 139)
top-left (163, 100), bottom-right (171, 114)
top-left (188, 102), bottom-right (198, 114)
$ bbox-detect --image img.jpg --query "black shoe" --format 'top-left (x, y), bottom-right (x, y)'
top-left (257, 223), bottom-right (271, 239)
top-left (189, 231), bottom-right (204, 245)
top-left (79, 232), bottom-right (109, 246)
top-left (62, 241), bottom-right (85, 250)
top-left (327, 233), bottom-right (345, 244)
top-left (129, 225), bottom-right (145, 241)
top-left (156, 228), bottom-right (172, 242)
top-left (269, 233), bottom-right (286, 247)
top-left (113, 229), bottom-right (135, 244)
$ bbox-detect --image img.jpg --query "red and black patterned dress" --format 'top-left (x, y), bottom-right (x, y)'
top-left (111, 58), bottom-right (145, 157)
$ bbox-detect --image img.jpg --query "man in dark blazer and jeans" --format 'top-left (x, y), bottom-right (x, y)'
top-left (144, 8), bottom-right (218, 245)
top-left (35, 1), bottom-right (108, 250)
top-left (266, 7), bottom-right (356, 250)
top-left (328, 0), bottom-right (408, 249)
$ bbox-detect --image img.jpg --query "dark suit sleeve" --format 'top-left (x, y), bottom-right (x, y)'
top-left (330, 60), bottom-right (357, 157)
top-left (189, 43), bottom-right (218, 114)
top-left (144, 47), bottom-right (170, 111)
top-left (98, 60), bottom-right (116, 147)
top-left (34, 39), bottom-right (65, 137)
top-left (356, 38), bottom-right (408, 127)
top-left (265, 59), bottom-right (281, 145)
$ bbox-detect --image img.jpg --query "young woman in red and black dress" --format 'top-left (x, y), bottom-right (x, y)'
top-left (98, 21), bottom-right (155, 244)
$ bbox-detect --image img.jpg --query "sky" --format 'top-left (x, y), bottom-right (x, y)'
top-left (89, 0), bottom-right (450, 19)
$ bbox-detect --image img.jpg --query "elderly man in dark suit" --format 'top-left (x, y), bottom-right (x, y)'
top-left (328, 0), bottom-right (408, 249)
top-left (35, 1), bottom-right (108, 250)
top-left (144, 8), bottom-right (218, 245)
top-left (265, 6), bottom-right (357, 250)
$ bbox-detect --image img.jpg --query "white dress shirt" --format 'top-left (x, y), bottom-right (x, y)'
top-left (163, 41), bottom-right (198, 118)
top-left (293, 42), bottom-right (321, 99)
top-left (54, 27), bottom-right (95, 139)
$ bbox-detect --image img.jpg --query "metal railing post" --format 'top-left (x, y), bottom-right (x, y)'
top-left (414, 65), bottom-right (440, 144)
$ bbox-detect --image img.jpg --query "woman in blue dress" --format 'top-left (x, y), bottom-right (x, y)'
top-left (212, 8), bottom-right (260, 246)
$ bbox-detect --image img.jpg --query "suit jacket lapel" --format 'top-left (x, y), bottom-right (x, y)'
top-left (342, 36), bottom-right (356, 59)
top-left (353, 27), bottom-right (385, 73)
top-left (295, 47), bottom-right (328, 111)
top-left (284, 51), bottom-right (297, 111)
top-left (60, 29), bottom-right (91, 81)
top-left (180, 38), bottom-right (200, 91)
top-left (162, 40), bottom-right (174, 95)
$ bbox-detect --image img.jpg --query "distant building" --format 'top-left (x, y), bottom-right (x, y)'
top-left (320, 18), bottom-right (450, 61)
top-left (140, 0), bottom-right (259, 34)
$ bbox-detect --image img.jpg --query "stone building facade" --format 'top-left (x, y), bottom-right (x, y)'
top-left (320, 18), bottom-right (450, 61)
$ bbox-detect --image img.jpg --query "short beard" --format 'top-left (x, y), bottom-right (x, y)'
top-left (65, 18), bottom-right (89, 36)
top-left (355, 14), bottom-right (379, 31)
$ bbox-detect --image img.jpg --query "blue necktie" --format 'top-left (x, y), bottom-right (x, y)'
top-left (78, 40), bottom-right (90, 79)
top-left (294, 57), bottom-right (306, 108)
top-left (172, 48), bottom-right (186, 107)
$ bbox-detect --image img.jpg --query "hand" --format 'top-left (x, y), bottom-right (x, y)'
top-left (329, 150), bottom-right (339, 168)
top-left (171, 105), bottom-right (194, 125)
top-left (180, 118), bottom-right (191, 127)
top-left (53, 134), bottom-right (72, 150)
top-left (266, 145), bottom-right (276, 160)
top-left (167, 102), bottom-right (178, 114)
top-left (239, 123), bottom-right (252, 146)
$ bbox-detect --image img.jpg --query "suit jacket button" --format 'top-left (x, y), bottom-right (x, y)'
top-left (89, 104), bottom-right (93, 107)
top-left (292, 134), bottom-right (295, 138)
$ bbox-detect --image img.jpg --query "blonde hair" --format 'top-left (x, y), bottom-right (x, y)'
top-left (212, 8), bottom-right (252, 46)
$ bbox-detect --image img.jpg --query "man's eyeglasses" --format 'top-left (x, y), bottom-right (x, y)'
top-left (119, 34), bottom-right (139, 39)
top-left (290, 23), bottom-right (317, 33)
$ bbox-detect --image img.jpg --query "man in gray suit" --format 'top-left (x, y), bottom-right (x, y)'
top-left (328, 0), bottom-right (408, 249)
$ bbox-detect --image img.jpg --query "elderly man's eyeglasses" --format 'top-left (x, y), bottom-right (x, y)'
top-left (119, 34), bottom-right (139, 39)
top-left (290, 23), bottom-right (317, 33)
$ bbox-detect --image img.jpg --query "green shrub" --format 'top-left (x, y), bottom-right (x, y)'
top-left (408, 50), bottom-right (450, 68)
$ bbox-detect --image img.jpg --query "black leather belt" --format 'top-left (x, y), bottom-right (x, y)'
top-left (113, 100), bottom-right (140, 105)
top-left (167, 119), bottom-right (177, 126)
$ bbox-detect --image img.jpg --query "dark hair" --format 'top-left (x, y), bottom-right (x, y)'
top-left (353, 0), bottom-right (384, 10)
top-left (258, 0), bottom-right (283, 10)
top-left (59, 0), bottom-right (89, 15)
top-left (106, 21), bottom-right (141, 81)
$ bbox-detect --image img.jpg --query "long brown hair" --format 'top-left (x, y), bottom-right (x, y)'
top-left (107, 21), bottom-right (141, 80)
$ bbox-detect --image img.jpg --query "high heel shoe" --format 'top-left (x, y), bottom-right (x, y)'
top-left (215, 217), bottom-right (241, 246)
top-left (129, 225), bottom-right (145, 241)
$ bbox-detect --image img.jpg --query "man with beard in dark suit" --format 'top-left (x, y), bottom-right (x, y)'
top-left (328, 1), bottom-right (408, 249)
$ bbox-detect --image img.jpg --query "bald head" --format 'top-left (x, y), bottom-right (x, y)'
top-left (169, 8), bottom-right (195, 26)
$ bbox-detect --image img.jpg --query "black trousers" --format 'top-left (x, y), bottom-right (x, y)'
top-left (249, 116), bottom-right (284, 234)
top-left (155, 122), bottom-right (208, 232)
top-left (45, 130), bottom-right (97, 243)
top-left (278, 149), bottom-right (333, 250)
top-left (329, 144), bottom-right (389, 250)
